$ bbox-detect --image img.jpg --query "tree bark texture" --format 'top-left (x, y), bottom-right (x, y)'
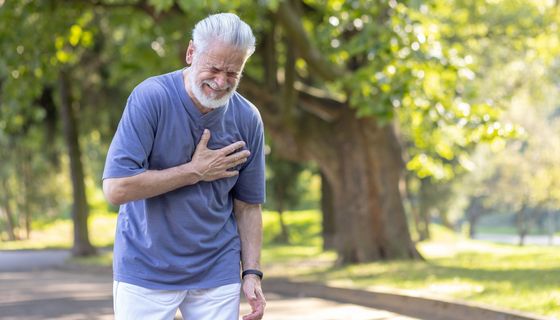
top-left (516, 202), bottom-right (529, 246)
top-left (59, 70), bottom-right (96, 257)
top-left (48, 0), bottom-right (421, 263)
top-left (274, 186), bottom-right (290, 243)
top-left (321, 171), bottom-right (336, 250)
top-left (320, 114), bottom-right (419, 262)
top-left (0, 178), bottom-right (18, 241)
top-left (240, 10), bottom-right (422, 261)
top-left (466, 196), bottom-right (485, 238)
top-left (242, 75), bottom-right (420, 262)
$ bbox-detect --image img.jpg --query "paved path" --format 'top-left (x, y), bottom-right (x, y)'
top-left (0, 250), bottom-right (422, 320)
top-left (0, 250), bottom-right (70, 272)
top-left (473, 234), bottom-right (560, 246)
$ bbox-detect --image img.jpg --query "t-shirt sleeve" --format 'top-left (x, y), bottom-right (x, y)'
top-left (232, 115), bottom-right (266, 204)
top-left (102, 83), bottom-right (159, 180)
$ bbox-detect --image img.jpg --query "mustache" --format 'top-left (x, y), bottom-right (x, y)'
top-left (202, 79), bottom-right (232, 91)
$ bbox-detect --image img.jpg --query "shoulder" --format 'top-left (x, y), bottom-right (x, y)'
top-left (125, 71), bottom-right (178, 118)
top-left (130, 72), bottom-right (174, 104)
top-left (229, 92), bottom-right (263, 126)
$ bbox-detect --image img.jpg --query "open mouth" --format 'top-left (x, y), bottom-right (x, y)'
top-left (203, 83), bottom-right (230, 97)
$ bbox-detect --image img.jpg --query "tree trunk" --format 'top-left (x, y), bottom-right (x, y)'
top-left (241, 80), bottom-right (420, 263)
top-left (0, 178), bottom-right (18, 241)
top-left (465, 196), bottom-right (484, 238)
top-left (277, 210), bottom-right (290, 243)
top-left (59, 70), bottom-right (96, 257)
top-left (321, 171), bottom-right (335, 250)
top-left (269, 110), bottom-right (419, 262)
top-left (467, 217), bottom-right (477, 238)
top-left (418, 178), bottom-right (433, 240)
top-left (548, 210), bottom-right (555, 246)
top-left (516, 203), bottom-right (529, 247)
top-left (17, 147), bottom-right (32, 239)
top-left (403, 175), bottom-right (423, 242)
top-left (323, 114), bottom-right (420, 263)
top-left (274, 190), bottom-right (290, 243)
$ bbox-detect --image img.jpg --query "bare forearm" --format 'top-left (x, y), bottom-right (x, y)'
top-left (103, 162), bottom-right (200, 205)
top-left (235, 200), bottom-right (263, 271)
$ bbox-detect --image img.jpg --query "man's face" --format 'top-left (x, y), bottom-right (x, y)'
top-left (188, 42), bottom-right (247, 109)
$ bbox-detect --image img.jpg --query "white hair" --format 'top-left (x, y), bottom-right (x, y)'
top-left (192, 13), bottom-right (256, 57)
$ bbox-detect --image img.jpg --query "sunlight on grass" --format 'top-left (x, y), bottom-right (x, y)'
top-left (89, 212), bottom-right (117, 247)
top-left (0, 219), bottom-right (72, 250)
top-left (261, 211), bottom-right (560, 318)
top-left (0, 212), bottom-right (117, 250)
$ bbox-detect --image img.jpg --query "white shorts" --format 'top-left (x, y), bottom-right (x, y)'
top-left (113, 281), bottom-right (241, 320)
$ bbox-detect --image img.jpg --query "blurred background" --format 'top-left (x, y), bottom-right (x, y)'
top-left (0, 0), bottom-right (559, 318)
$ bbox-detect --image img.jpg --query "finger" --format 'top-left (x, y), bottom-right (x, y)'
top-left (242, 310), bottom-right (263, 320)
top-left (221, 141), bottom-right (246, 156)
top-left (242, 304), bottom-right (263, 320)
top-left (222, 170), bottom-right (239, 178)
top-left (196, 129), bottom-right (211, 150)
top-left (228, 157), bottom-right (248, 169)
top-left (225, 150), bottom-right (251, 163)
top-left (225, 157), bottom-right (249, 170)
top-left (243, 301), bottom-right (264, 320)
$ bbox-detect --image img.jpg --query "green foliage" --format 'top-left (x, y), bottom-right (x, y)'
top-left (262, 209), bottom-right (322, 247)
top-left (265, 142), bottom-right (320, 212)
top-left (461, 46), bottom-right (560, 216)
top-left (265, 156), bottom-right (307, 212)
top-left (1, 0), bottom-right (559, 256)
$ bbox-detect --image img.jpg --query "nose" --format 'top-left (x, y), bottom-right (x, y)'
top-left (214, 73), bottom-right (228, 89)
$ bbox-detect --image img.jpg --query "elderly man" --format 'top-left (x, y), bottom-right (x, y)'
top-left (102, 13), bottom-right (266, 320)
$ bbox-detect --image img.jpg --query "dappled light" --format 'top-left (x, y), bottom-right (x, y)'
top-left (1, 0), bottom-right (560, 319)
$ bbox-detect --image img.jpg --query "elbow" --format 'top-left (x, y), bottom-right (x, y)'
top-left (103, 179), bottom-right (128, 206)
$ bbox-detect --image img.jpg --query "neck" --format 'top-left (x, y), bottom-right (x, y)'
top-left (182, 68), bottom-right (214, 114)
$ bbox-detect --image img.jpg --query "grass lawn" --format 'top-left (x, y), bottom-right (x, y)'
top-left (262, 211), bottom-right (560, 318)
top-left (2, 209), bottom-right (559, 318)
top-left (0, 212), bottom-right (117, 250)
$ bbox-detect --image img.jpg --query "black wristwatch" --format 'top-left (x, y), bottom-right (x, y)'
top-left (242, 269), bottom-right (264, 280)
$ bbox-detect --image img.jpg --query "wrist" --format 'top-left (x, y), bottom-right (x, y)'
top-left (242, 269), bottom-right (263, 280)
top-left (182, 162), bottom-right (203, 184)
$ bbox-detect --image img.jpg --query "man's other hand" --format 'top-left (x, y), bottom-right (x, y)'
top-left (241, 275), bottom-right (265, 320)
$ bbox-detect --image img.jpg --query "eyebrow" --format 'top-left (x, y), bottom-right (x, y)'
top-left (208, 65), bottom-right (241, 75)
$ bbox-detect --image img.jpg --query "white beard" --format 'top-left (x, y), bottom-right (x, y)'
top-left (188, 67), bottom-right (238, 109)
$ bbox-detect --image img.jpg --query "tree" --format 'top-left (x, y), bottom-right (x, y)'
top-left (0, 1), bottom-right (97, 255)
top-left (399, 0), bottom-right (560, 240)
top-left (266, 147), bottom-right (307, 243)
top-left (64, 0), bottom-right (423, 263)
top-left (3, 0), bottom-right (558, 263)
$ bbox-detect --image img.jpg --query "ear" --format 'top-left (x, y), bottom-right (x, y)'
top-left (186, 40), bottom-right (195, 65)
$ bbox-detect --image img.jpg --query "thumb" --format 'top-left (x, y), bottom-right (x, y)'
top-left (196, 129), bottom-right (211, 150)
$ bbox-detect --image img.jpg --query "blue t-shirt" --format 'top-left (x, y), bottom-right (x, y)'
top-left (102, 69), bottom-right (265, 290)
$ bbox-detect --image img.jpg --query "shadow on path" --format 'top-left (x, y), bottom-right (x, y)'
top-left (0, 250), bottom-right (422, 320)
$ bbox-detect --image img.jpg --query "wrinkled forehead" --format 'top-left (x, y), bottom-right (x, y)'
top-left (194, 42), bottom-right (248, 71)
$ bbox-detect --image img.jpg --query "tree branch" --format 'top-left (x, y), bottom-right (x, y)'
top-left (63, 0), bottom-right (181, 22)
top-left (261, 16), bottom-right (279, 91)
top-left (239, 76), bottom-right (345, 123)
top-left (275, 0), bottom-right (345, 82)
